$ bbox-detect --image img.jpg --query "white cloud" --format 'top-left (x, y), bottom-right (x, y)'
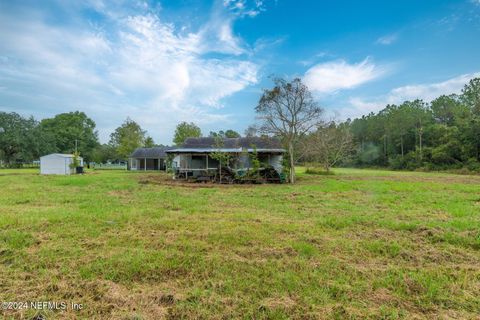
top-left (0, 2), bottom-right (261, 143)
top-left (303, 58), bottom-right (387, 94)
top-left (344, 72), bottom-right (480, 118)
top-left (376, 33), bottom-right (398, 45)
top-left (223, 0), bottom-right (266, 17)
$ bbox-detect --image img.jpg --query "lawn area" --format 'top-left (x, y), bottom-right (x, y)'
top-left (0, 168), bottom-right (479, 319)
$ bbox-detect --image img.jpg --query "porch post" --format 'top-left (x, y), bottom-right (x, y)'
top-left (206, 154), bottom-right (208, 169)
top-left (144, 158), bottom-right (147, 171)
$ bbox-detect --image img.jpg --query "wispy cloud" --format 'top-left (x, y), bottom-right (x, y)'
top-left (223, 0), bottom-right (267, 17)
top-left (344, 72), bottom-right (480, 117)
top-left (0, 1), bottom-right (264, 143)
top-left (298, 51), bottom-right (332, 67)
top-left (303, 58), bottom-right (388, 94)
top-left (375, 33), bottom-right (398, 45)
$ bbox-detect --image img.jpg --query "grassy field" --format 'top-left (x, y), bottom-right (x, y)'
top-left (0, 168), bottom-right (479, 319)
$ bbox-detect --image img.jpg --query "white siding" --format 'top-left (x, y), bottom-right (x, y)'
top-left (40, 154), bottom-right (83, 175)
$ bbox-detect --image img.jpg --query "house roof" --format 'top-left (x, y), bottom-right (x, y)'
top-left (130, 146), bottom-right (173, 158)
top-left (166, 137), bottom-right (285, 153)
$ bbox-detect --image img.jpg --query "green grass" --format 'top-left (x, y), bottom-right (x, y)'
top-left (0, 168), bottom-right (479, 319)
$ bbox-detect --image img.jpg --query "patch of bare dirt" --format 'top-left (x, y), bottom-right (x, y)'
top-left (137, 174), bottom-right (271, 189)
top-left (260, 296), bottom-right (297, 312)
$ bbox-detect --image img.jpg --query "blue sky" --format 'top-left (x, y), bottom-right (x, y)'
top-left (1, 0), bottom-right (479, 144)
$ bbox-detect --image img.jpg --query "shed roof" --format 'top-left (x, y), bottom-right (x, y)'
top-left (40, 153), bottom-right (82, 159)
top-left (130, 147), bottom-right (173, 158)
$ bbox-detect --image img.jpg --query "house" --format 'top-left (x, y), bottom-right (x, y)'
top-left (165, 137), bottom-right (285, 182)
top-left (40, 154), bottom-right (83, 175)
top-left (128, 147), bottom-right (172, 171)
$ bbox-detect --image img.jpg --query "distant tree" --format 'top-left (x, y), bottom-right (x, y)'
top-left (144, 136), bottom-right (155, 148)
top-left (431, 95), bottom-right (466, 126)
top-left (209, 129), bottom-right (241, 138)
top-left (109, 118), bottom-right (146, 158)
top-left (402, 100), bottom-right (432, 160)
top-left (91, 144), bottom-right (118, 163)
top-left (244, 125), bottom-right (258, 137)
top-left (0, 112), bottom-right (44, 165)
top-left (461, 78), bottom-right (480, 160)
top-left (255, 77), bottom-right (324, 183)
top-left (462, 78), bottom-right (480, 115)
top-left (301, 122), bottom-right (354, 171)
top-left (39, 111), bottom-right (99, 161)
top-left (209, 130), bottom-right (224, 138)
top-left (224, 129), bottom-right (240, 138)
top-left (173, 122), bottom-right (201, 145)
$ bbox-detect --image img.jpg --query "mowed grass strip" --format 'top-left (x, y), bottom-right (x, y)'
top-left (0, 168), bottom-right (479, 319)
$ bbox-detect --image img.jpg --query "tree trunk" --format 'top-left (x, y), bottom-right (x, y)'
top-left (288, 142), bottom-right (295, 183)
top-left (219, 161), bottom-right (222, 183)
top-left (383, 134), bottom-right (388, 162)
top-left (419, 127), bottom-right (423, 160)
top-left (400, 136), bottom-right (404, 157)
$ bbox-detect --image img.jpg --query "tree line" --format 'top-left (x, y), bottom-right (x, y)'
top-left (0, 111), bottom-right (241, 166)
top-left (346, 78), bottom-right (480, 171)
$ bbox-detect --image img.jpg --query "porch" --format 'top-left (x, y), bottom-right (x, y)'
top-left (129, 157), bottom-right (166, 171)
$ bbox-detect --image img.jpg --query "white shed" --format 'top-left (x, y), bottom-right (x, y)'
top-left (40, 154), bottom-right (83, 175)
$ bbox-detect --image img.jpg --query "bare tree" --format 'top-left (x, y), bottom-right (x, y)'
top-left (301, 123), bottom-right (353, 171)
top-left (255, 77), bottom-right (324, 183)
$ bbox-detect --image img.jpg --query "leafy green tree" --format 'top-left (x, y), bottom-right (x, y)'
top-left (431, 95), bottom-right (466, 126)
top-left (209, 129), bottom-right (241, 138)
top-left (91, 144), bottom-right (118, 163)
top-left (224, 129), bottom-right (241, 138)
top-left (144, 136), bottom-right (155, 148)
top-left (248, 145), bottom-right (261, 180)
top-left (462, 78), bottom-right (480, 115)
top-left (109, 118), bottom-right (146, 159)
top-left (173, 122), bottom-right (201, 145)
top-left (39, 111), bottom-right (99, 161)
top-left (209, 136), bottom-right (232, 183)
top-left (0, 112), bottom-right (43, 165)
top-left (461, 78), bottom-right (480, 160)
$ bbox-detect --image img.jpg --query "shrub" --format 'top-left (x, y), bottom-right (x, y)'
top-left (466, 158), bottom-right (480, 172)
top-left (305, 167), bottom-right (335, 175)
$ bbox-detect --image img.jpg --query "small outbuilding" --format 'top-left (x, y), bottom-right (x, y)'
top-left (40, 154), bottom-right (84, 175)
top-left (128, 147), bottom-right (173, 171)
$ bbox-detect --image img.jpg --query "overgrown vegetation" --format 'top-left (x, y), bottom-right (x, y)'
top-left (1, 168), bottom-right (479, 319)
top-left (304, 166), bottom-right (335, 175)
top-left (209, 136), bottom-right (232, 183)
top-left (68, 151), bottom-right (81, 170)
